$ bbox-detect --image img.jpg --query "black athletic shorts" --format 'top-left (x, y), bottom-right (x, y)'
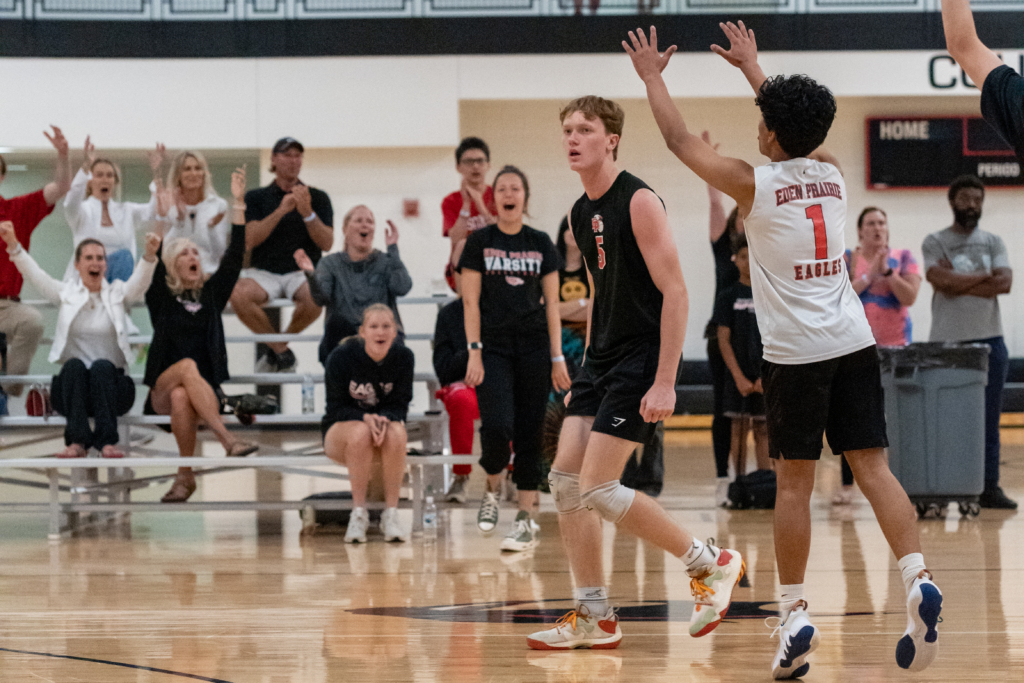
top-left (762, 344), bottom-right (888, 460)
top-left (566, 342), bottom-right (663, 445)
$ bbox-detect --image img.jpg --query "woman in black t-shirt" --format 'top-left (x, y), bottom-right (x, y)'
top-left (459, 166), bottom-right (572, 551)
top-left (323, 304), bottom-right (414, 544)
top-left (145, 167), bottom-right (258, 503)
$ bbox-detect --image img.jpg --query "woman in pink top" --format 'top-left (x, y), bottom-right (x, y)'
top-left (835, 207), bottom-right (923, 503)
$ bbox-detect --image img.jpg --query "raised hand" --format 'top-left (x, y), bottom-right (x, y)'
top-left (147, 142), bottom-right (167, 175)
top-left (143, 232), bottom-right (162, 261)
top-left (291, 185), bottom-right (313, 217)
top-left (711, 21), bottom-right (758, 69)
top-left (622, 26), bottom-right (678, 82)
top-left (294, 248), bottom-right (314, 272)
top-left (231, 165), bottom-right (247, 202)
top-left (155, 186), bottom-right (174, 219)
top-left (385, 220), bottom-right (399, 246)
top-left (43, 126), bottom-right (69, 157)
top-left (82, 135), bottom-right (96, 171)
top-left (701, 130), bottom-right (720, 152)
top-left (0, 221), bottom-right (17, 249)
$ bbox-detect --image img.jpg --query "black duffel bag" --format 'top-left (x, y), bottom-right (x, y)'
top-left (727, 469), bottom-right (777, 509)
top-left (299, 492), bottom-right (381, 526)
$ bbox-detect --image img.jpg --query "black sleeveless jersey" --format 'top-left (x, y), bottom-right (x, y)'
top-left (570, 171), bottom-right (664, 373)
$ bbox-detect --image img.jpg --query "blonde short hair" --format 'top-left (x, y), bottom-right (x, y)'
top-left (162, 237), bottom-right (203, 296)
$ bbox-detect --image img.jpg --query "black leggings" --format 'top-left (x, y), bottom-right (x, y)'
top-left (707, 335), bottom-right (731, 478)
top-left (475, 335), bottom-right (551, 491)
top-left (51, 358), bottom-right (135, 449)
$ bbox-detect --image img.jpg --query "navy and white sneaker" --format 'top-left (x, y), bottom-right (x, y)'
top-left (896, 570), bottom-right (942, 671)
top-left (770, 602), bottom-right (819, 680)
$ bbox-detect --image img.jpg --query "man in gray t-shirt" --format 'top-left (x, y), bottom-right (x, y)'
top-left (922, 175), bottom-right (1015, 509)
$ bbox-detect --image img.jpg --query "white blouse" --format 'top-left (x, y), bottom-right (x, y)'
top-left (62, 292), bottom-right (126, 368)
top-left (62, 169), bottom-right (157, 280)
top-left (162, 193), bottom-right (231, 275)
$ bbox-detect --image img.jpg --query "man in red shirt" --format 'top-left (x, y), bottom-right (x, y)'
top-left (0, 126), bottom-right (73, 399)
top-left (441, 137), bottom-right (496, 293)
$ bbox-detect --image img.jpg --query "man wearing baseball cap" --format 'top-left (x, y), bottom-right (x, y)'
top-left (230, 137), bottom-right (334, 372)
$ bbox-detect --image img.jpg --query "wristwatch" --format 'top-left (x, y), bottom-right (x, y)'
top-left (467, 341), bottom-right (483, 350)
top-left (459, 209), bottom-right (471, 218)
top-left (883, 267), bottom-right (894, 277)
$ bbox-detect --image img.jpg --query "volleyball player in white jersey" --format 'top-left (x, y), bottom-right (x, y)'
top-left (625, 24), bottom-right (942, 678)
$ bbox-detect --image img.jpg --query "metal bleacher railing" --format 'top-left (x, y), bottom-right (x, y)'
top-left (2, 0), bottom-right (1020, 21)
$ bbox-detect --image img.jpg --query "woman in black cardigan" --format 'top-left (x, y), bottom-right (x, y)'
top-left (145, 166), bottom-right (258, 503)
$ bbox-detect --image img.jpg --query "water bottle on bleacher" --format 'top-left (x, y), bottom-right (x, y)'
top-left (422, 487), bottom-right (438, 541)
top-left (301, 375), bottom-right (315, 414)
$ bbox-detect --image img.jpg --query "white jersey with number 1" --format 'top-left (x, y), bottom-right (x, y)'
top-left (743, 157), bottom-right (874, 365)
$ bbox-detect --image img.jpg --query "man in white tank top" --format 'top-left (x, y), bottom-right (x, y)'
top-left (626, 24), bottom-right (943, 679)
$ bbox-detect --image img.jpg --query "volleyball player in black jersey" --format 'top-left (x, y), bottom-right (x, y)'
top-left (527, 96), bottom-right (745, 650)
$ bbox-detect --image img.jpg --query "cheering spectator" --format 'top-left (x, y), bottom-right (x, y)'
top-left (63, 138), bottom-right (161, 282)
top-left (294, 205), bottom-right (412, 365)
top-left (2, 221), bottom-right (158, 458)
top-left (323, 304), bottom-right (415, 544)
top-left (459, 165), bottom-right (571, 552)
top-left (231, 138), bottom-right (333, 373)
top-left (442, 137), bottom-right (496, 292)
top-left (712, 234), bottom-right (769, 500)
top-left (923, 175), bottom-right (1015, 509)
top-left (0, 126), bottom-right (72, 399)
top-left (156, 150), bottom-right (231, 275)
top-left (144, 166), bottom-right (258, 503)
top-left (835, 207), bottom-right (921, 505)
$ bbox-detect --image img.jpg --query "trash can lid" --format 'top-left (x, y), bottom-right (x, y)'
top-left (878, 342), bottom-right (990, 372)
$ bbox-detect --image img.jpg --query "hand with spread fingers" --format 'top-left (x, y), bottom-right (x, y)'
top-left (622, 26), bottom-right (678, 83)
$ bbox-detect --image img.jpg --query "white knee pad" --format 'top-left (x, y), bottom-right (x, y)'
top-left (581, 481), bottom-right (636, 523)
top-left (549, 470), bottom-right (583, 514)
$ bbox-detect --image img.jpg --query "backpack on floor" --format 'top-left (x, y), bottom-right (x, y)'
top-left (727, 469), bottom-right (777, 510)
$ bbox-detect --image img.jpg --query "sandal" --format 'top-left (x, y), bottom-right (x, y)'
top-left (56, 444), bottom-right (87, 459)
top-left (226, 440), bottom-right (259, 458)
top-left (161, 476), bottom-right (197, 503)
top-left (101, 445), bottom-right (126, 459)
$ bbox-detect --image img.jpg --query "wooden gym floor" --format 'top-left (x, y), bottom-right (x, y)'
top-left (0, 428), bottom-right (1022, 682)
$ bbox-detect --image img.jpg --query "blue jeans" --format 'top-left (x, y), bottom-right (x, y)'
top-left (969, 336), bottom-right (1008, 488)
top-left (105, 249), bottom-right (134, 283)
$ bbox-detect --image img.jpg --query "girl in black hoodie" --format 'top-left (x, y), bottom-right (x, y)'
top-left (323, 304), bottom-right (414, 543)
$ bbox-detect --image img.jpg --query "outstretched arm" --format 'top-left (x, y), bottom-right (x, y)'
top-left (41, 126), bottom-right (72, 206)
top-left (710, 21), bottom-right (767, 94)
top-left (624, 27), bottom-right (756, 211)
top-left (942, 0), bottom-right (1003, 90)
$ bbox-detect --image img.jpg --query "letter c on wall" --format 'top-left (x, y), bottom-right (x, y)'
top-left (929, 55), bottom-right (957, 89)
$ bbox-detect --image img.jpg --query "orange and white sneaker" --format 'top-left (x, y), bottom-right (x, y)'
top-left (526, 606), bottom-right (621, 650)
top-left (688, 547), bottom-right (746, 637)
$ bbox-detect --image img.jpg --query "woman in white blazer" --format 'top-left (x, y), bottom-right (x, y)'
top-left (62, 137), bottom-right (161, 282)
top-left (2, 221), bottom-right (160, 458)
top-left (156, 150), bottom-right (230, 275)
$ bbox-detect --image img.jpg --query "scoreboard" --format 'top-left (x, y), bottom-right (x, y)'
top-left (866, 116), bottom-right (1023, 189)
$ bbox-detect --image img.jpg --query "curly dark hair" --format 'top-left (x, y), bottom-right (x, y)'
top-left (948, 174), bottom-right (985, 202)
top-left (755, 75), bottom-right (837, 159)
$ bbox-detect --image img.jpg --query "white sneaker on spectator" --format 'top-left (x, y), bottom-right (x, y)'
top-left (380, 508), bottom-right (407, 542)
top-left (255, 349), bottom-right (277, 374)
top-left (345, 507), bottom-right (369, 544)
top-left (716, 477), bottom-right (730, 507)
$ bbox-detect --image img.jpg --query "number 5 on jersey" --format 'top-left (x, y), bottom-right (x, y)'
top-left (596, 236), bottom-right (606, 270)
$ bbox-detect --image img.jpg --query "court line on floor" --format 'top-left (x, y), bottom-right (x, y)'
top-left (0, 647), bottom-right (235, 683)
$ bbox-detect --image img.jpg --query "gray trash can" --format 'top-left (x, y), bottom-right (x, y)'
top-left (878, 343), bottom-right (989, 519)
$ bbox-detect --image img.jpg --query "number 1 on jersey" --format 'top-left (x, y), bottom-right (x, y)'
top-left (596, 235), bottom-right (606, 270)
top-left (805, 204), bottom-right (828, 260)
